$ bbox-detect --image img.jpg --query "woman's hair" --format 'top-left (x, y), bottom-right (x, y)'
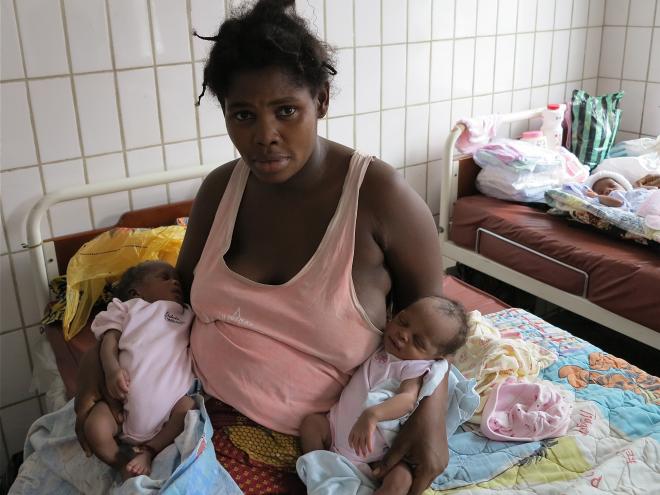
top-left (196, 0), bottom-right (336, 106)
top-left (113, 261), bottom-right (162, 301)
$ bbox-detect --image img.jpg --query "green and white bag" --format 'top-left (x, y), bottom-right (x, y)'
top-left (570, 90), bottom-right (623, 170)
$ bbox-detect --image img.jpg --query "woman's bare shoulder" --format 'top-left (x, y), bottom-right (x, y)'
top-left (195, 159), bottom-right (239, 206)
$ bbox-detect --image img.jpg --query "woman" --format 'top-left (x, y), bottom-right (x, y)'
top-left (75, 1), bottom-right (448, 493)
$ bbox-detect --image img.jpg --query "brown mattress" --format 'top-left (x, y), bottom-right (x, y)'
top-left (450, 194), bottom-right (660, 331)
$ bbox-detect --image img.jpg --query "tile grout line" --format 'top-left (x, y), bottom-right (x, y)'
top-left (185, 0), bottom-right (205, 170)
top-left (352, 0), bottom-right (357, 151)
top-left (637, 2), bottom-right (659, 136)
top-left (424, 0), bottom-right (436, 206)
top-left (402, 0), bottom-right (409, 173)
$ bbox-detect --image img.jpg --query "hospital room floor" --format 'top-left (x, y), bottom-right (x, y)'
top-left (449, 266), bottom-right (660, 377)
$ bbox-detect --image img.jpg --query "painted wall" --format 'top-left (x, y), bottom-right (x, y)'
top-left (0, 0), bottom-right (641, 473)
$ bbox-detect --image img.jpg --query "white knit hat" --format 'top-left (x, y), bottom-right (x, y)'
top-left (585, 170), bottom-right (633, 192)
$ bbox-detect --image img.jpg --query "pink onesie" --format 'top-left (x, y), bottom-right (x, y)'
top-left (328, 348), bottom-right (434, 466)
top-left (91, 298), bottom-right (195, 443)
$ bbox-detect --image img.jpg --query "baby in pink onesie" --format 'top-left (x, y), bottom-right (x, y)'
top-left (84, 261), bottom-right (196, 480)
top-left (300, 296), bottom-right (468, 495)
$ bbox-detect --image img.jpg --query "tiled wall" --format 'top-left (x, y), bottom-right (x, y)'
top-left (0, 0), bottom-right (619, 473)
top-left (597, 0), bottom-right (660, 141)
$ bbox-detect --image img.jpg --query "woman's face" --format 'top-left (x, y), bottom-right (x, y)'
top-left (223, 66), bottom-right (329, 184)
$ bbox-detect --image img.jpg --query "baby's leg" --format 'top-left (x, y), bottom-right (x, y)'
top-left (300, 413), bottom-right (332, 453)
top-left (126, 395), bottom-right (196, 476)
top-left (84, 401), bottom-right (122, 467)
top-left (374, 462), bottom-right (413, 495)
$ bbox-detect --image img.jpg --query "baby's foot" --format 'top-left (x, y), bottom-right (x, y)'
top-left (125, 445), bottom-right (155, 477)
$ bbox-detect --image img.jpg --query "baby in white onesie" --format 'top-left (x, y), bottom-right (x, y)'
top-left (84, 260), bottom-right (195, 480)
top-left (300, 296), bottom-right (468, 495)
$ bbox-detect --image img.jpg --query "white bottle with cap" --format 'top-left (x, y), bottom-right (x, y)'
top-left (541, 103), bottom-right (566, 151)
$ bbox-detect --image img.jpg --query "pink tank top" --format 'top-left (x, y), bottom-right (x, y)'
top-left (190, 151), bottom-right (383, 435)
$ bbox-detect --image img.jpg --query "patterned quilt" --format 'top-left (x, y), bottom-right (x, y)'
top-left (429, 308), bottom-right (659, 494)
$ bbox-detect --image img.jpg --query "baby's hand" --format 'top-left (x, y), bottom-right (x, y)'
top-left (349, 411), bottom-right (377, 457)
top-left (106, 368), bottom-right (130, 401)
top-left (597, 195), bottom-right (623, 207)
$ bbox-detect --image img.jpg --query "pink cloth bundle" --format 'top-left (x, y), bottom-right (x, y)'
top-left (455, 115), bottom-right (502, 154)
top-left (480, 378), bottom-right (573, 442)
top-left (638, 189), bottom-right (660, 231)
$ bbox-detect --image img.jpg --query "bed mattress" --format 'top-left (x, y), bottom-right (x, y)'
top-left (449, 194), bottom-right (660, 331)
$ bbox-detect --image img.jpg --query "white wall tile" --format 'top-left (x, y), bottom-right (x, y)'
top-left (455, 0), bottom-right (477, 38)
top-left (330, 49), bottom-right (354, 116)
top-left (0, 217), bottom-right (7, 254)
top-left (191, 0), bottom-right (225, 61)
top-left (567, 28), bottom-right (587, 80)
top-left (74, 73), bottom-right (122, 155)
top-left (0, 398), bottom-right (41, 456)
top-left (604, 0), bottom-right (629, 25)
top-left (532, 31), bottom-right (554, 86)
top-left (537, 0), bottom-right (557, 31)
top-left (555, 0), bottom-right (574, 29)
top-left (0, 82), bottom-right (37, 169)
top-left (493, 92), bottom-right (513, 137)
top-left (641, 82), bottom-right (660, 135)
top-left (126, 146), bottom-right (167, 209)
top-left (1, 255), bottom-right (21, 332)
top-left (514, 33), bottom-right (535, 89)
top-left (382, 45), bottom-right (407, 108)
top-left (428, 101), bottom-right (451, 160)
top-left (405, 163), bottom-right (427, 200)
top-left (550, 29), bottom-right (571, 83)
top-left (409, 0), bottom-right (433, 42)
top-left (328, 116), bottom-right (354, 148)
top-left (599, 26), bottom-right (626, 77)
top-left (452, 38), bottom-right (475, 98)
top-left (581, 77), bottom-right (598, 95)
top-left (201, 135), bottom-right (235, 165)
top-left (494, 35), bottom-right (516, 92)
top-left (158, 65), bottom-right (197, 142)
top-left (86, 154), bottom-right (130, 228)
top-left (518, 0), bottom-right (539, 32)
top-left (630, 0), bottom-right (657, 26)
top-left (511, 88), bottom-right (532, 137)
top-left (16, 0), bottom-right (68, 77)
top-left (383, 0), bottom-right (407, 44)
top-left (531, 85), bottom-right (550, 111)
top-left (427, 159), bottom-right (442, 215)
top-left (473, 37), bottom-right (496, 95)
top-left (0, 330), bottom-right (33, 407)
top-left (430, 41), bottom-right (453, 101)
top-left (117, 69), bottom-right (161, 148)
top-left (194, 62), bottom-right (227, 137)
top-left (498, 0), bottom-right (518, 34)
top-left (583, 27), bottom-right (603, 78)
top-left (405, 105), bottom-right (429, 165)
top-left (407, 43), bottom-right (431, 104)
top-left (433, 0), bottom-right (455, 39)
top-left (649, 28), bottom-right (660, 81)
top-left (42, 160), bottom-right (92, 237)
top-left (165, 141), bottom-right (200, 170)
top-left (108, 0), bottom-right (153, 69)
top-left (64, 0), bottom-right (113, 73)
top-left (356, 47), bottom-right (381, 113)
top-left (549, 82), bottom-right (566, 102)
top-left (619, 80), bottom-right (645, 131)
top-left (472, 94), bottom-right (493, 115)
top-left (0, 167), bottom-right (45, 251)
top-left (476, 0), bottom-right (498, 35)
top-left (596, 77), bottom-right (621, 94)
top-left (1, 0), bottom-right (24, 80)
top-left (297, 0), bottom-right (324, 39)
top-left (381, 108), bottom-right (406, 167)
top-left (12, 250), bottom-right (43, 325)
top-left (657, 2), bottom-right (660, 25)
top-left (355, 0), bottom-right (380, 45)
top-left (29, 78), bottom-right (81, 163)
top-left (150, 0), bottom-right (191, 64)
top-left (566, 79), bottom-right (584, 97)
top-left (572, 0), bottom-right (590, 27)
top-left (622, 27), bottom-right (653, 80)
top-left (356, 112), bottom-right (381, 157)
top-left (589, 0), bottom-right (606, 26)
top-left (450, 97), bottom-right (473, 127)
top-left (326, 0), bottom-right (353, 47)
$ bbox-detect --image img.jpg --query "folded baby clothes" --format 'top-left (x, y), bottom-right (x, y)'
top-left (480, 377), bottom-right (573, 442)
top-left (455, 114), bottom-right (502, 154)
top-left (453, 311), bottom-right (557, 422)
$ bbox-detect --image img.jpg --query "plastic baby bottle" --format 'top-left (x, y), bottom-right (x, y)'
top-left (541, 103), bottom-right (566, 151)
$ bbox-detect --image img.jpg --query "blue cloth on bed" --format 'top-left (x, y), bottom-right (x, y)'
top-left (9, 395), bottom-right (241, 495)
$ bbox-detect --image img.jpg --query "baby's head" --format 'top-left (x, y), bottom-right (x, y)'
top-left (383, 296), bottom-right (468, 361)
top-left (586, 171), bottom-right (633, 196)
top-left (114, 261), bottom-right (183, 304)
top-left (591, 177), bottom-right (626, 196)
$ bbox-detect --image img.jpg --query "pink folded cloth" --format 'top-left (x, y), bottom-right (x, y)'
top-left (456, 115), bottom-right (501, 154)
top-left (638, 189), bottom-right (660, 231)
top-left (480, 377), bottom-right (573, 442)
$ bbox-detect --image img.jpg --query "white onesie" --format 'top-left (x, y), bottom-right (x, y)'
top-left (91, 298), bottom-right (195, 443)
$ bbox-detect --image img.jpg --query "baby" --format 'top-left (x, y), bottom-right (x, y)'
top-left (300, 296), bottom-right (468, 495)
top-left (565, 171), bottom-right (656, 212)
top-left (84, 260), bottom-right (196, 479)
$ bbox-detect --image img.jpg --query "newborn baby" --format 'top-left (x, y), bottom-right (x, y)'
top-left (566, 171), bottom-right (655, 212)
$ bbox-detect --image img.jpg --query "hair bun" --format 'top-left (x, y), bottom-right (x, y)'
top-left (251, 0), bottom-right (295, 16)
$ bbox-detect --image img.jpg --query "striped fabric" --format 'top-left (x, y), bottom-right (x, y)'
top-left (570, 90), bottom-right (623, 170)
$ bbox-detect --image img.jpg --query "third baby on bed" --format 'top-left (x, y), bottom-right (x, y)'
top-left (298, 296), bottom-right (468, 495)
top-left (79, 260), bottom-right (197, 480)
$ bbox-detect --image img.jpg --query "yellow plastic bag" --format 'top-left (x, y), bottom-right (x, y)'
top-left (63, 226), bottom-right (186, 340)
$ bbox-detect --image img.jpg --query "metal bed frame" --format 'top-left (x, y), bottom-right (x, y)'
top-left (439, 108), bottom-right (660, 350)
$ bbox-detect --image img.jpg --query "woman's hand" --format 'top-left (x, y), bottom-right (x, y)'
top-left (373, 373), bottom-right (449, 495)
top-left (634, 174), bottom-right (660, 188)
top-left (74, 344), bottom-right (124, 456)
top-left (349, 410), bottom-right (377, 457)
top-left (105, 367), bottom-right (130, 401)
